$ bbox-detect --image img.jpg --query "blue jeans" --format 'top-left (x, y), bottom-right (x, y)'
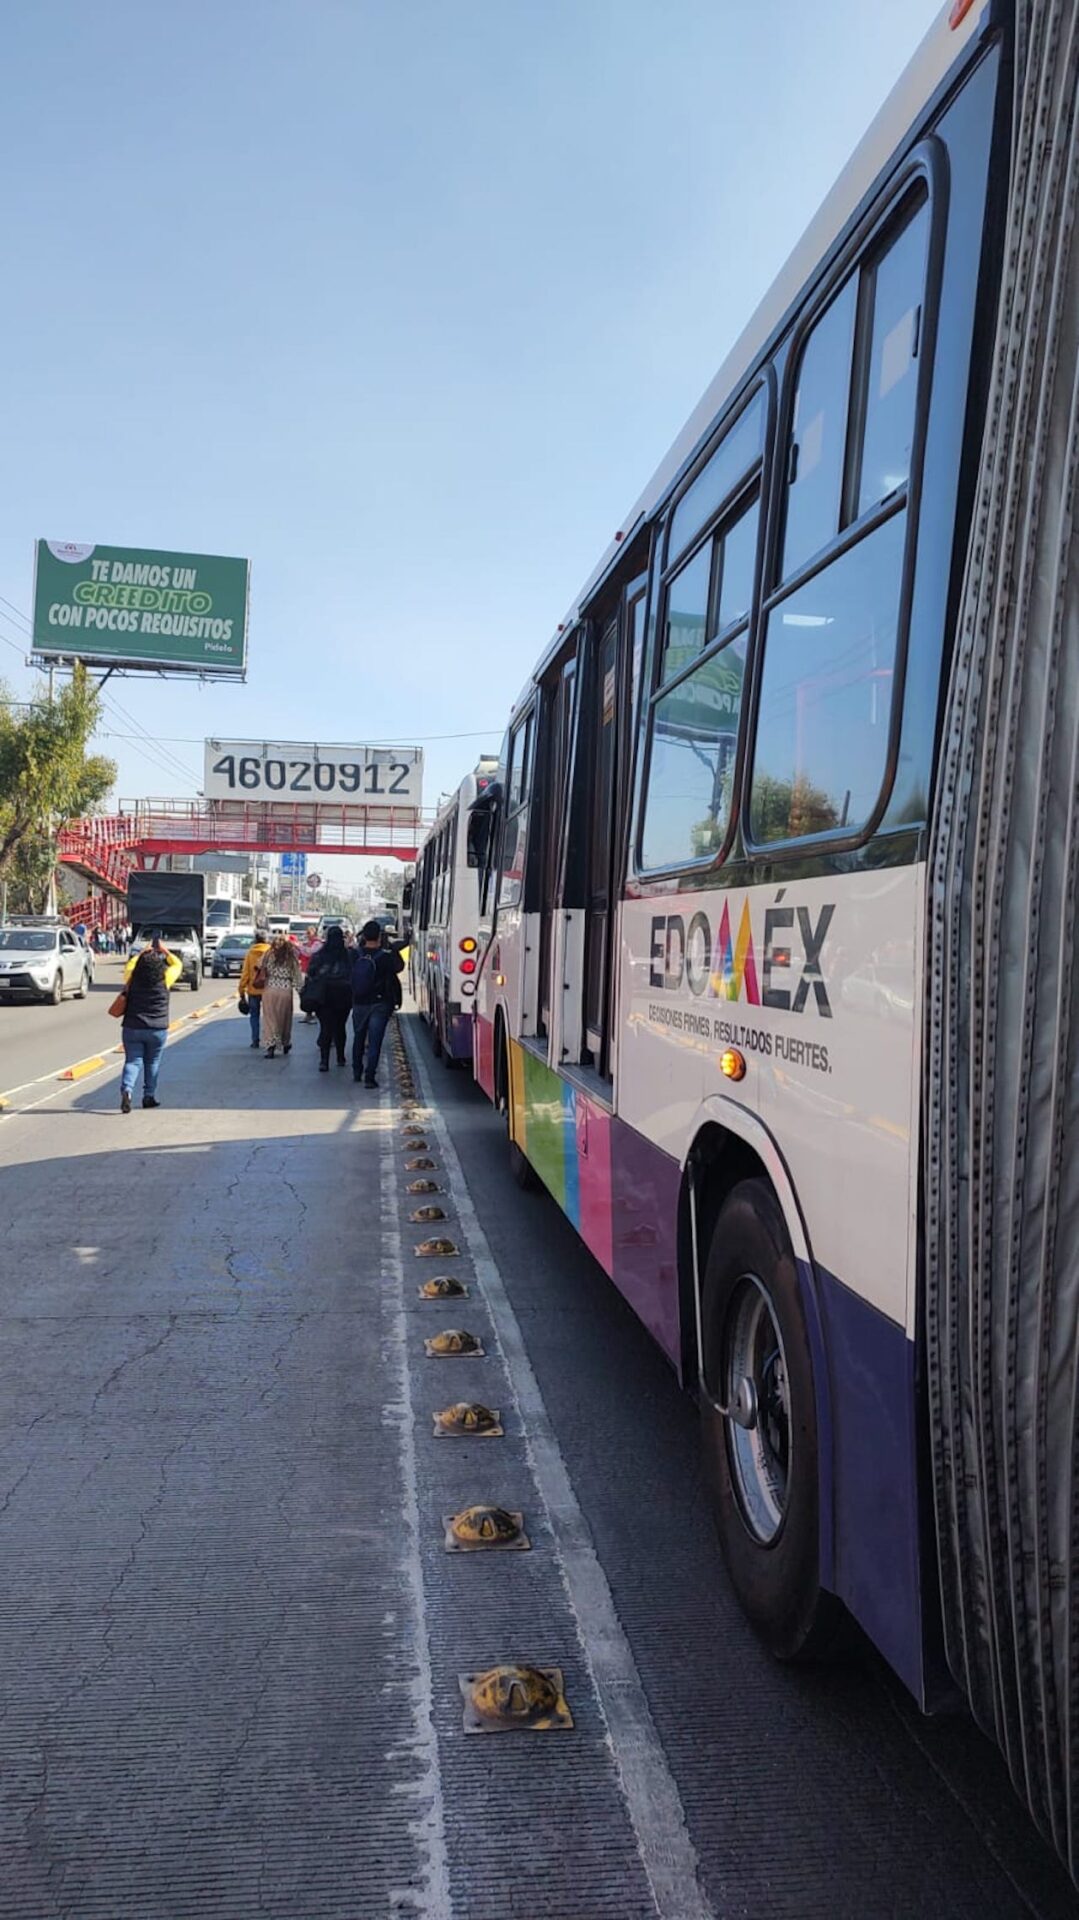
top-left (121, 1027), bottom-right (168, 1100)
top-left (248, 996), bottom-right (261, 1045)
top-left (352, 1002), bottom-right (391, 1082)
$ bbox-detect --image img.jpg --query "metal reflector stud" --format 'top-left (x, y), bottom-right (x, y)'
top-left (459, 1665), bottom-right (572, 1733)
top-left (406, 1179), bottom-right (441, 1194)
top-left (418, 1275), bottom-right (468, 1299)
top-left (415, 1237), bottom-right (459, 1258)
top-left (424, 1328), bottom-right (484, 1357)
top-left (444, 1505), bottom-right (530, 1552)
top-left (433, 1402), bottom-right (502, 1437)
top-left (409, 1205), bottom-right (446, 1223)
top-left (405, 1157), bottom-right (436, 1172)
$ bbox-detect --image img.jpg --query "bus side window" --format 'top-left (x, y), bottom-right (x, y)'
top-left (499, 710), bottom-right (534, 909)
top-left (751, 189), bottom-right (930, 847)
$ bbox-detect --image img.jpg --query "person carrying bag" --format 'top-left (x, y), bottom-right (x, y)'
top-left (305, 925), bottom-right (353, 1070)
top-left (237, 933), bottom-right (270, 1050)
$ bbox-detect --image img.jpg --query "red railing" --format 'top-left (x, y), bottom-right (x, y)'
top-left (56, 813), bottom-right (141, 905)
top-left (119, 798), bottom-right (430, 858)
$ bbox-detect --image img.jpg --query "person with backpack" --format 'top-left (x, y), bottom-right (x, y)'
top-left (304, 924), bottom-right (354, 1070)
top-left (350, 919), bottom-right (404, 1088)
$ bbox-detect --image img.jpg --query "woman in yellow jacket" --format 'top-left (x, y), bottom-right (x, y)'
top-left (238, 934), bottom-right (270, 1049)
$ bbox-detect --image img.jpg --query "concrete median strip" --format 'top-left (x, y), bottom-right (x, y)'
top-left (58, 1055), bottom-right (107, 1082)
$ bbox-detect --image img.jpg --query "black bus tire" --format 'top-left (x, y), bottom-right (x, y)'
top-left (699, 1177), bottom-right (840, 1662)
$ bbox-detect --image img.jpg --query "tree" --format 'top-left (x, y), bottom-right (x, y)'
top-left (365, 862), bottom-right (405, 905)
top-left (0, 665), bottom-right (116, 907)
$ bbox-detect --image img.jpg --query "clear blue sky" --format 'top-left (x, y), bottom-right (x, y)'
top-left (0, 0), bottom-right (941, 885)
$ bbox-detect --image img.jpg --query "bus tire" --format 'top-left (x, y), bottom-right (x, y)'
top-left (508, 1139), bottom-right (538, 1191)
top-left (699, 1178), bottom-right (839, 1662)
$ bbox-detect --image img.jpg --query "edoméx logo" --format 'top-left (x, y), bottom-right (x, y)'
top-left (648, 895), bottom-right (834, 1017)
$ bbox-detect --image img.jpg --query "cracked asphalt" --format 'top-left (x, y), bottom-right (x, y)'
top-left (1, 1005), bottom-right (1077, 1919)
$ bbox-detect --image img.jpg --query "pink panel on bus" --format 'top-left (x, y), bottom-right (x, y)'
top-left (473, 1011), bottom-right (495, 1101)
top-left (575, 1097), bottom-right (614, 1276)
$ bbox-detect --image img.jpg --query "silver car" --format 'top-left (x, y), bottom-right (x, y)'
top-left (0, 926), bottom-right (91, 1004)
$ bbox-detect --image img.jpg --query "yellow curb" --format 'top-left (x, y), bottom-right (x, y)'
top-left (190, 1007), bottom-right (211, 1019)
top-left (212, 996), bottom-right (231, 1008)
top-left (58, 1055), bottom-right (107, 1082)
top-left (168, 1018), bottom-right (187, 1031)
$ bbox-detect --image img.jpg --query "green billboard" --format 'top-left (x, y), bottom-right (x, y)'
top-left (32, 540), bottom-right (249, 677)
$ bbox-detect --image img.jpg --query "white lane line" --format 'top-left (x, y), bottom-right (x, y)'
top-left (374, 1092), bottom-right (452, 1919)
top-left (0, 1005), bottom-right (232, 1117)
top-left (406, 1031), bottom-right (714, 1920)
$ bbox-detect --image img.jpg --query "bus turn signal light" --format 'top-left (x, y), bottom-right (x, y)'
top-left (720, 1048), bottom-right (747, 1082)
top-left (459, 937), bottom-right (478, 953)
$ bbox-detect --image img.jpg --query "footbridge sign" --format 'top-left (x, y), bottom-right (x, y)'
top-left (204, 739), bottom-right (423, 808)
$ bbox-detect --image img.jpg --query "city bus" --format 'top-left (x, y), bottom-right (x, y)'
top-left (411, 760), bottom-right (498, 1063)
top-left (467, 0), bottom-right (1079, 1872)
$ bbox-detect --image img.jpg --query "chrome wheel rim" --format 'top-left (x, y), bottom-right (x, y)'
top-left (724, 1276), bottom-right (791, 1544)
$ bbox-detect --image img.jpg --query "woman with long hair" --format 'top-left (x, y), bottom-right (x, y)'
top-left (304, 923), bottom-right (353, 1070)
top-left (258, 934), bottom-right (302, 1059)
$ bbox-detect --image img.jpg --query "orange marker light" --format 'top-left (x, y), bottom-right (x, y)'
top-left (494, 972), bottom-right (506, 987)
top-left (720, 1048), bottom-right (747, 1082)
top-left (459, 937), bottom-right (478, 953)
top-left (949, 0), bottom-right (977, 26)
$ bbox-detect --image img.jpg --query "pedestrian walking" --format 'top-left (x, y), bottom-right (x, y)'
top-left (115, 938), bottom-right (182, 1113)
top-left (299, 927), bottom-right (321, 1022)
top-left (304, 924), bottom-right (353, 1070)
top-left (258, 933), bottom-right (302, 1058)
top-left (351, 919), bottom-right (404, 1087)
top-left (237, 930), bottom-right (271, 1048)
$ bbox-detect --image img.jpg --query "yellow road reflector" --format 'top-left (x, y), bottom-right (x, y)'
top-left (424, 1327), bottom-right (483, 1357)
top-left (433, 1402), bottom-right (502, 1438)
top-left (418, 1275), bottom-right (467, 1299)
top-left (212, 996), bottom-right (231, 1007)
top-left (459, 1665), bottom-right (572, 1734)
top-left (190, 1007), bottom-right (211, 1019)
top-left (415, 1236), bottom-right (459, 1258)
top-left (405, 1157), bottom-right (436, 1172)
top-left (58, 1054), bottom-right (107, 1082)
top-left (409, 1205), bottom-right (446, 1224)
top-left (445, 1505), bottom-right (529, 1552)
top-left (406, 1179), bottom-right (442, 1194)
top-left (168, 1018), bottom-right (186, 1031)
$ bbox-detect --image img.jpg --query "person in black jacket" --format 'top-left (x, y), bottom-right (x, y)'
top-left (306, 924), bottom-right (353, 1071)
top-left (351, 920), bottom-right (404, 1087)
top-left (118, 940), bottom-right (181, 1113)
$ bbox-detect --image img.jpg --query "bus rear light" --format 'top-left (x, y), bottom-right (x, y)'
top-left (720, 1048), bottom-right (747, 1083)
top-left (494, 972), bottom-right (505, 987)
top-left (460, 958), bottom-right (477, 975)
top-left (461, 981), bottom-right (476, 997)
top-left (459, 937), bottom-right (478, 953)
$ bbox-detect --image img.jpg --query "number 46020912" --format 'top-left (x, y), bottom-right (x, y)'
top-left (211, 755), bottom-right (411, 796)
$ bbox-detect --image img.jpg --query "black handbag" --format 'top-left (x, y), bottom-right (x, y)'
top-left (238, 995), bottom-right (250, 1015)
top-left (299, 975), bottom-right (326, 1014)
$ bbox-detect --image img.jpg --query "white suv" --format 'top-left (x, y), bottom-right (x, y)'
top-left (0, 925), bottom-right (91, 1004)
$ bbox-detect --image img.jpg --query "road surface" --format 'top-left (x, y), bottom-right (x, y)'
top-left (0, 1005), bottom-right (1075, 1918)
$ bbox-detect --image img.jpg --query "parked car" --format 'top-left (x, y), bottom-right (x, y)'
top-left (0, 924), bottom-right (91, 1004)
top-left (211, 932), bottom-right (256, 979)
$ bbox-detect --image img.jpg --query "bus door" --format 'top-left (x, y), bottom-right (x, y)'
top-left (580, 576), bottom-right (647, 1080)
top-left (535, 645), bottom-right (579, 1045)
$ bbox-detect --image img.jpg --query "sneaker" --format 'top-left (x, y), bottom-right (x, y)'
top-left (353, 1072), bottom-right (363, 1083)
top-left (364, 1078), bottom-right (379, 1089)
top-left (249, 1039), bottom-right (260, 1049)
top-left (318, 1061), bottom-right (329, 1073)
top-left (142, 1097), bottom-right (159, 1109)
top-left (120, 1089), bottom-right (131, 1115)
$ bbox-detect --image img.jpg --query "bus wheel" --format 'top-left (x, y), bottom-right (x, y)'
top-left (508, 1140), bottom-right (538, 1191)
top-left (699, 1178), bottom-right (839, 1662)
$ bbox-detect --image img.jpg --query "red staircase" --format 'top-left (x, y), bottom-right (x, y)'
top-left (56, 815), bottom-right (141, 925)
